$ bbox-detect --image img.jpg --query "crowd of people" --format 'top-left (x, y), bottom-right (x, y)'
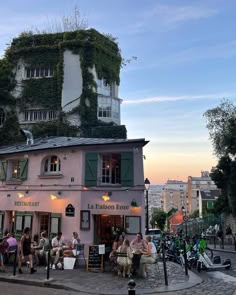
top-left (109, 232), bottom-right (157, 278)
top-left (0, 228), bottom-right (81, 273)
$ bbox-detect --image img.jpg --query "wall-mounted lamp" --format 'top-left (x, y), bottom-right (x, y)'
top-left (50, 194), bottom-right (57, 200)
top-left (50, 191), bottom-right (63, 200)
top-left (18, 192), bottom-right (25, 199)
top-left (102, 192), bottom-right (110, 202)
top-left (131, 199), bottom-right (138, 207)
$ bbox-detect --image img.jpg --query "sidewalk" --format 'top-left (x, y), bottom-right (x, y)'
top-left (0, 261), bottom-right (202, 295)
top-left (208, 243), bottom-right (236, 254)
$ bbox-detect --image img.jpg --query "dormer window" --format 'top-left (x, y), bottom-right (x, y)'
top-left (44, 156), bottom-right (61, 173)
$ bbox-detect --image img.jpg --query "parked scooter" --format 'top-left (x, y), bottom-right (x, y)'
top-left (197, 251), bottom-right (231, 272)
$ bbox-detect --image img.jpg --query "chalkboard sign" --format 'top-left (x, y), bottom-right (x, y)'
top-left (87, 245), bottom-right (103, 272)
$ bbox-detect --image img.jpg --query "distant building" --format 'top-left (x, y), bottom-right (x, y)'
top-left (161, 180), bottom-right (188, 214)
top-left (188, 171), bottom-right (217, 214)
top-left (199, 189), bottom-right (220, 217)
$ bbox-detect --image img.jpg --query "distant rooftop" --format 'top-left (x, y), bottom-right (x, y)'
top-left (0, 137), bottom-right (148, 155)
top-left (200, 190), bottom-right (221, 200)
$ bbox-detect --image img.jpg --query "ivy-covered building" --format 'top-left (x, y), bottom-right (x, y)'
top-left (0, 29), bottom-right (126, 143)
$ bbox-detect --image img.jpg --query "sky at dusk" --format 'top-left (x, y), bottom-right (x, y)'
top-left (0, 0), bottom-right (236, 184)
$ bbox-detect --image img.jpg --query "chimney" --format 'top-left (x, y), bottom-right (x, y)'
top-left (20, 129), bottom-right (34, 145)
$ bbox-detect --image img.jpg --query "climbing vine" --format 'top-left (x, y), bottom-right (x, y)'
top-left (0, 28), bottom-right (126, 143)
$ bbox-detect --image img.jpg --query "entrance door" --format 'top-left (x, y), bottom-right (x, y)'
top-left (39, 213), bottom-right (50, 235)
top-left (94, 215), bottom-right (124, 260)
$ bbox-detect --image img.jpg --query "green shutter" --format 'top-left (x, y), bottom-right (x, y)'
top-left (20, 159), bottom-right (28, 180)
top-left (121, 152), bottom-right (134, 187)
top-left (85, 153), bottom-right (98, 186)
top-left (0, 160), bottom-right (7, 180)
top-left (207, 201), bottom-right (213, 209)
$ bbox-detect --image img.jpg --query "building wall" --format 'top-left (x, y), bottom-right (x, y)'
top-left (61, 50), bottom-right (83, 113)
top-left (162, 180), bottom-right (188, 213)
top-left (188, 172), bottom-right (217, 214)
top-left (0, 142), bottom-right (146, 244)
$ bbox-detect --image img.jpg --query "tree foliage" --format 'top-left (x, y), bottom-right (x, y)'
top-left (204, 99), bottom-right (236, 215)
top-left (204, 99), bottom-right (236, 157)
top-left (150, 209), bottom-right (167, 231)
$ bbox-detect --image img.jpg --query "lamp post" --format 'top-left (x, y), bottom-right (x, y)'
top-left (144, 178), bottom-right (150, 234)
top-left (181, 206), bottom-right (188, 239)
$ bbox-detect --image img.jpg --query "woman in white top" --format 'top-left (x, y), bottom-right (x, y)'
top-left (63, 232), bottom-right (80, 257)
top-left (139, 235), bottom-right (157, 278)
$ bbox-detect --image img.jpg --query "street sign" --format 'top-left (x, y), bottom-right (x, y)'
top-left (183, 216), bottom-right (189, 222)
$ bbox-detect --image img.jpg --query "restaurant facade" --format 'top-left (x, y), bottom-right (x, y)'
top-left (0, 136), bottom-right (148, 251)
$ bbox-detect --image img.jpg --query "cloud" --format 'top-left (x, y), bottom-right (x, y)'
top-left (124, 3), bottom-right (217, 35)
top-left (123, 93), bottom-right (235, 104)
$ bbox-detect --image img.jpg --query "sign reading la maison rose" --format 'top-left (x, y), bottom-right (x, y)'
top-left (15, 201), bottom-right (40, 206)
top-left (88, 203), bottom-right (130, 210)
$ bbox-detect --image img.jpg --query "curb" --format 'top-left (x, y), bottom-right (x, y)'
top-left (0, 269), bottom-right (202, 294)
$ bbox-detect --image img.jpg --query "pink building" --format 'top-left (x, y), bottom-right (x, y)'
top-left (0, 136), bottom-right (148, 254)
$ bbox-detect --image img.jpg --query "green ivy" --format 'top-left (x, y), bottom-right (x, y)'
top-left (0, 28), bottom-right (125, 143)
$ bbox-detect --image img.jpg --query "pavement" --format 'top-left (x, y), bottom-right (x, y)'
top-left (208, 243), bottom-right (236, 254)
top-left (0, 261), bottom-right (202, 295)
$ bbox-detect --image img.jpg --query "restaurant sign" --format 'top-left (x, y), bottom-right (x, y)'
top-left (88, 203), bottom-right (129, 210)
top-left (15, 201), bottom-right (40, 207)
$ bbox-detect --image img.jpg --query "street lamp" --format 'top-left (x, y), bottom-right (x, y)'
top-left (181, 206), bottom-right (188, 239)
top-left (144, 178), bottom-right (150, 234)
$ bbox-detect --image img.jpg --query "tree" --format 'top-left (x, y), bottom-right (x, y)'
top-left (150, 209), bottom-right (167, 231)
top-left (204, 99), bottom-right (236, 215)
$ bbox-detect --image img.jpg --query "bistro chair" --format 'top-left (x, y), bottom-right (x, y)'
top-left (75, 244), bottom-right (86, 268)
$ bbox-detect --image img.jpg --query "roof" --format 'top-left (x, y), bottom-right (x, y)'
top-left (0, 137), bottom-right (148, 155)
top-left (200, 190), bottom-right (220, 200)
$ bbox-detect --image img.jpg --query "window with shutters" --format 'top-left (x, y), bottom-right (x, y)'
top-left (4, 158), bottom-right (29, 181)
top-left (85, 152), bottom-right (134, 187)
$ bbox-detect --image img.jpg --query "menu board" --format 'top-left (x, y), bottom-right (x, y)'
top-left (87, 245), bottom-right (103, 272)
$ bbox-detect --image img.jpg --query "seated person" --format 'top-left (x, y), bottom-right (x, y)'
top-left (109, 234), bottom-right (124, 264)
top-left (139, 235), bottom-right (157, 278)
top-left (63, 232), bottom-right (80, 257)
top-left (130, 232), bottom-right (147, 273)
top-left (51, 231), bottom-right (65, 269)
top-left (34, 231), bottom-right (50, 265)
top-left (117, 239), bottom-right (133, 278)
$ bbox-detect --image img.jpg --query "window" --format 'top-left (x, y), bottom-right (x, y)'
top-left (101, 154), bottom-right (121, 184)
top-left (44, 156), bottom-right (61, 174)
top-left (85, 152), bottom-right (133, 187)
top-left (0, 108), bottom-right (5, 126)
top-left (23, 110), bottom-right (57, 122)
top-left (12, 160), bottom-right (21, 179)
top-left (24, 67), bottom-right (54, 79)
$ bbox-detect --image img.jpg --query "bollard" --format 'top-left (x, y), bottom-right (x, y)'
top-left (128, 279), bottom-right (136, 295)
top-left (13, 245), bottom-right (18, 276)
top-left (162, 242), bottom-right (168, 286)
top-left (214, 236), bottom-right (216, 249)
top-left (46, 250), bottom-right (50, 280)
top-left (234, 236), bottom-right (236, 251)
top-left (183, 240), bottom-right (188, 276)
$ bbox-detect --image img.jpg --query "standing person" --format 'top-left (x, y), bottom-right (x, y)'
top-left (51, 231), bottom-right (65, 269)
top-left (139, 236), bottom-right (157, 278)
top-left (0, 237), bottom-right (8, 272)
top-left (18, 227), bottom-right (36, 274)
